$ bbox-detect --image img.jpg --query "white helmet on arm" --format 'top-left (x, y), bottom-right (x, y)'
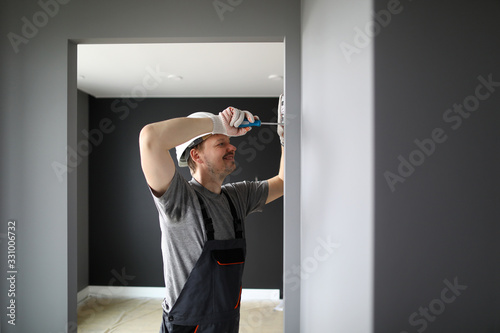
top-left (175, 107), bottom-right (256, 167)
top-left (175, 112), bottom-right (214, 168)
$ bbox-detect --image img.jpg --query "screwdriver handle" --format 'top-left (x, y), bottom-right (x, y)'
top-left (238, 119), bottom-right (262, 128)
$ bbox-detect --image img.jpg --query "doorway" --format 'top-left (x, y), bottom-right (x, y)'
top-left (68, 39), bottom-right (297, 332)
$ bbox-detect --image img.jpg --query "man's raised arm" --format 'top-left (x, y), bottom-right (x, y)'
top-left (139, 117), bottom-right (213, 197)
top-left (139, 107), bottom-right (256, 197)
top-left (266, 146), bottom-right (284, 204)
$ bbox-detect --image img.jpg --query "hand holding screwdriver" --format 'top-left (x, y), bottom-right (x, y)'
top-left (238, 119), bottom-right (284, 128)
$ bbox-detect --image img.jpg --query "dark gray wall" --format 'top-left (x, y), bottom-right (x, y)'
top-left (374, 0), bottom-right (500, 332)
top-left (88, 97), bottom-right (283, 293)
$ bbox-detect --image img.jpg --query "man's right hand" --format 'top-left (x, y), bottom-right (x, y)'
top-left (215, 107), bottom-right (256, 137)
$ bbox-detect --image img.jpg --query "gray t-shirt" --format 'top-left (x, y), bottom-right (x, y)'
top-left (151, 170), bottom-right (269, 311)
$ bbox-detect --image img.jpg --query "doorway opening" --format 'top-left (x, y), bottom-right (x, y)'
top-left (68, 39), bottom-right (294, 332)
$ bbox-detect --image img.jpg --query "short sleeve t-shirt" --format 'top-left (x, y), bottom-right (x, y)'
top-left (151, 170), bottom-right (269, 311)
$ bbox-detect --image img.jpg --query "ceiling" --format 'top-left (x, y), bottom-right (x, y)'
top-left (77, 42), bottom-right (284, 98)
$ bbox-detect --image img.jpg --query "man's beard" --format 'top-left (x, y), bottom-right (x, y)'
top-left (206, 157), bottom-right (236, 182)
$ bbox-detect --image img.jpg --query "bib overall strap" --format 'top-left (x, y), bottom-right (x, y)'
top-left (193, 190), bottom-right (244, 240)
top-left (195, 191), bottom-right (215, 241)
top-left (221, 189), bottom-right (244, 239)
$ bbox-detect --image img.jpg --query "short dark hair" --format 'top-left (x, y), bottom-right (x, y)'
top-left (187, 140), bottom-right (206, 172)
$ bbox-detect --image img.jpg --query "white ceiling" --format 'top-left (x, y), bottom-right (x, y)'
top-left (77, 42), bottom-right (284, 98)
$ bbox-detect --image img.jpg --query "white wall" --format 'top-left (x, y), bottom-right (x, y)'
top-left (77, 90), bottom-right (89, 292)
top-left (301, 0), bottom-right (374, 332)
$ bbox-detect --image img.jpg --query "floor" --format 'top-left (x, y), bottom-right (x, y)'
top-left (77, 296), bottom-right (283, 333)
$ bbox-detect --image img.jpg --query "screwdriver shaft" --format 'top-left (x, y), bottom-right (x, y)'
top-left (259, 122), bottom-right (284, 126)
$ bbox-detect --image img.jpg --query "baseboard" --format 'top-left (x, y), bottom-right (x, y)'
top-left (78, 286), bottom-right (280, 304)
top-left (77, 286), bottom-right (90, 304)
top-left (241, 288), bottom-right (280, 301)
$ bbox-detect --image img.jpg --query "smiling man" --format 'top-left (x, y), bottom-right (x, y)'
top-left (139, 106), bottom-right (284, 333)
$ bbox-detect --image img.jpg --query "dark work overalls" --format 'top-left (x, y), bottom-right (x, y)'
top-left (160, 189), bottom-right (246, 333)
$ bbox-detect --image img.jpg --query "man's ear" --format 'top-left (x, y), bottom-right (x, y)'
top-left (190, 148), bottom-right (203, 165)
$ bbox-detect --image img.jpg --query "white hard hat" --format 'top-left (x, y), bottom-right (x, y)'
top-left (175, 112), bottom-right (214, 167)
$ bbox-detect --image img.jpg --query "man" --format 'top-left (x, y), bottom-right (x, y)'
top-left (139, 105), bottom-right (284, 333)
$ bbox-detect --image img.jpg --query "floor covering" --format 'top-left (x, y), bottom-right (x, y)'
top-left (77, 296), bottom-right (283, 333)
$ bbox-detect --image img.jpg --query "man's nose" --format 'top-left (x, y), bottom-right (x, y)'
top-left (228, 144), bottom-right (236, 152)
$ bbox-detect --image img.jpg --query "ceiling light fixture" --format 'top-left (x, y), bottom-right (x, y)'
top-left (167, 74), bottom-right (183, 81)
top-left (268, 74), bottom-right (283, 81)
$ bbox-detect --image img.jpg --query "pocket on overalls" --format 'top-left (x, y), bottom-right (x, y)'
top-left (211, 248), bottom-right (245, 311)
top-left (171, 324), bottom-right (199, 333)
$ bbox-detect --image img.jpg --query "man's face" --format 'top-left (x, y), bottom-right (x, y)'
top-left (197, 134), bottom-right (237, 178)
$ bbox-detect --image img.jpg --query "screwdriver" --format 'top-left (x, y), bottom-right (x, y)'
top-left (238, 119), bottom-right (284, 127)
